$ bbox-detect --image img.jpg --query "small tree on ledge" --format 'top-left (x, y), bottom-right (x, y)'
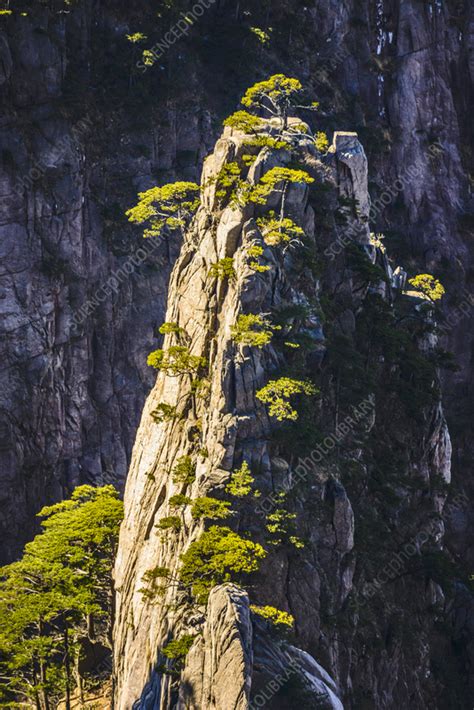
top-left (126, 182), bottom-right (200, 238)
top-left (223, 75), bottom-right (328, 153)
top-left (256, 211), bottom-right (305, 246)
top-left (231, 314), bottom-right (279, 348)
top-left (249, 167), bottom-right (314, 206)
top-left (256, 377), bottom-right (318, 421)
top-left (407, 274), bottom-right (445, 302)
top-left (179, 526), bottom-right (266, 603)
top-left (147, 346), bottom-right (207, 376)
top-left (241, 74), bottom-right (319, 130)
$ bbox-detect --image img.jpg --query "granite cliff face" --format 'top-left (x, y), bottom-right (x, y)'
top-left (113, 123), bottom-right (457, 708)
top-left (0, 3), bottom-right (212, 561)
top-left (0, 0), bottom-right (472, 568)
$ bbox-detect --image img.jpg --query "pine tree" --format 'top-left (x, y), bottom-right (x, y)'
top-left (0, 485), bottom-right (123, 709)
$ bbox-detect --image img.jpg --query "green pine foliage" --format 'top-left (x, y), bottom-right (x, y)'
top-left (265, 493), bottom-right (305, 549)
top-left (256, 211), bottom-right (305, 246)
top-left (0, 486), bottom-right (123, 707)
top-left (151, 402), bottom-right (181, 423)
top-left (126, 182), bottom-right (200, 239)
top-left (226, 461), bottom-right (260, 498)
top-left (209, 161), bottom-right (314, 211)
top-left (172, 456), bottom-right (196, 485)
top-left (179, 526), bottom-right (266, 603)
top-left (246, 245), bottom-right (270, 272)
top-left (162, 634), bottom-right (196, 667)
top-left (156, 516), bottom-right (182, 532)
top-left (249, 167), bottom-right (314, 206)
top-left (169, 494), bottom-right (192, 509)
top-left (147, 346), bottom-right (207, 375)
top-left (314, 131), bottom-right (329, 152)
top-left (408, 274), bottom-right (445, 302)
top-left (240, 74), bottom-right (318, 129)
top-left (231, 314), bottom-right (278, 348)
top-left (208, 257), bottom-right (236, 280)
top-left (139, 566), bottom-right (174, 601)
top-left (250, 605), bottom-right (294, 628)
top-left (191, 497), bottom-right (232, 520)
top-left (346, 243), bottom-right (389, 285)
top-left (256, 377), bottom-right (318, 421)
top-left (158, 321), bottom-right (187, 337)
top-left (223, 110), bottom-right (265, 133)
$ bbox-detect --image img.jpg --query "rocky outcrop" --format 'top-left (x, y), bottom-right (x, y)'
top-left (178, 585), bottom-right (253, 710)
top-left (113, 123), bottom-right (344, 708)
top-left (113, 119), bottom-right (458, 708)
top-left (0, 1), bottom-right (472, 704)
top-left (0, 2), bottom-right (471, 581)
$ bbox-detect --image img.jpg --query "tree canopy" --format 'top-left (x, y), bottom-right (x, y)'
top-left (408, 274), bottom-right (445, 302)
top-left (256, 377), bottom-right (318, 421)
top-left (126, 181), bottom-right (200, 238)
top-left (240, 74), bottom-right (318, 127)
top-left (179, 526), bottom-right (266, 603)
top-left (0, 486), bottom-right (123, 709)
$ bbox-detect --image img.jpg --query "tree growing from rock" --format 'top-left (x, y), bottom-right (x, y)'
top-left (179, 526), bottom-right (266, 603)
top-left (126, 182), bottom-right (200, 238)
top-left (0, 486), bottom-right (123, 709)
top-left (256, 377), bottom-right (318, 421)
top-left (240, 74), bottom-right (319, 129)
top-left (408, 274), bottom-right (445, 302)
top-left (147, 346), bottom-right (207, 376)
top-left (231, 313), bottom-right (278, 348)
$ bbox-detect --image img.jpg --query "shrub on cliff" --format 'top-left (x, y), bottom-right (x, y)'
top-left (179, 526), bottom-right (266, 603)
top-left (147, 346), bottom-right (207, 376)
top-left (250, 604), bottom-right (294, 628)
top-left (172, 456), bottom-right (196, 485)
top-left (126, 181), bottom-right (200, 238)
top-left (162, 634), bottom-right (196, 669)
top-left (265, 493), bottom-right (305, 549)
top-left (249, 166), bottom-right (314, 205)
top-left (256, 377), bottom-right (318, 421)
top-left (226, 461), bottom-right (260, 498)
top-left (191, 496), bottom-right (232, 520)
top-left (231, 313), bottom-right (277, 348)
top-left (256, 211), bottom-right (305, 246)
top-left (408, 273), bottom-right (445, 302)
top-left (208, 257), bottom-right (236, 280)
top-left (156, 515), bottom-right (182, 532)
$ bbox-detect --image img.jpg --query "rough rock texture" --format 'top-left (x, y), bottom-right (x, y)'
top-left (114, 123), bottom-right (460, 708)
top-left (0, 1), bottom-right (471, 572)
top-left (178, 585), bottom-right (253, 710)
top-left (0, 0), bottom-right (472, 705)
top-left (0, 4), bottom-right (212, 561)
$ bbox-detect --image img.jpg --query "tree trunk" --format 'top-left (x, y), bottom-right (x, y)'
top-left (32, 669), bottom-right (41, 710)
top-left (38, 660), bottom-right (50, 710)
top-left (37, 621), bottom-right (50, 710)
top-left (64, 626), bottom-right (71, 710)
top-left (279, 182), bottom-right (288, 224)
top-left (87, 613), bottom-right (95, 640)
top-left (74, 653), bottom-right (85, 706)
top-left (109, 555), bottom-right (116, 710)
